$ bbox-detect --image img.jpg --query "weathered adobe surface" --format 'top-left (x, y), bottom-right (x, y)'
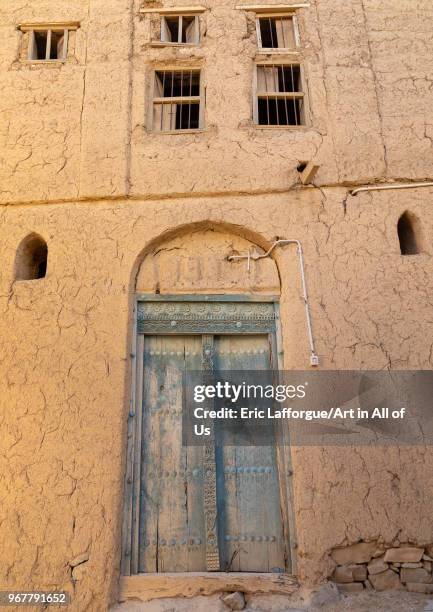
top-left (111, 590), bottom-right (433, 612)
top-left (0, 194), bottom-right (432, 610)
top-left (0, 0), bottom-right (433, 611)
top-left (1, 0), bottom-right (433, 203)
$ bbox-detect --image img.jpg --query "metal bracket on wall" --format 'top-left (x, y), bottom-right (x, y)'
top-left (227, 239), bottom-right (319, 367)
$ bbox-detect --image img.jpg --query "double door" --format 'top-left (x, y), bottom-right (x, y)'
top-left (122, 299), bottom-right (291, 574)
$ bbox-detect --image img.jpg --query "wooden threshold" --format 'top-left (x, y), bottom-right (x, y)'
top-left (120, 572), bottom-right (298, 602)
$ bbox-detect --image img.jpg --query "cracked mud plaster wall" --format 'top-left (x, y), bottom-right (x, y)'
top-left (0, 0), bottom-right (433, 610)
top-left (0, 190), bottom-right (432, 610)
top-left (2, 1), bottom-right (433, 202)
top-left (0, 0), bottom-right (131, 203)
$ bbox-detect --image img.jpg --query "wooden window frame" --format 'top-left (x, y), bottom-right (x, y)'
top-left (235, 3), bottom-right (310, 9)
top-left (28, 29), bottom-right (69, 62)
top-left (140, 6), bottom-right (206, 14)
top-left (159, 14), bottom-right (200, 46)
top-left (253, 61), bottom-right (308, 128)
top-left (255, 14), bottom-right (300, 52)
top-left (148, 67), bottom-right (205, 134)
top-left (121, 295), bottom-right (297, 590)
top-left (19, 23), bottom-right (79, 63)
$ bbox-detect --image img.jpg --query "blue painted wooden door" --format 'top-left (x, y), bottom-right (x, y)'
top-left (128, 300), bottom-right (288, 574)
top-left (139, 335), bottom-right (206, 572)
top-left (214, 335), bottom-right (286, 572)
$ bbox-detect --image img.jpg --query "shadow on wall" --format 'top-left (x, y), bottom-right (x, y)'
top-left (397, 211), bottom-right (424, 256)
top-left (14, 233), bottom-right (48, 280)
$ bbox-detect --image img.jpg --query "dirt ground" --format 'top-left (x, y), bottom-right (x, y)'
top-left (112, 587), bottom-right (433, 612)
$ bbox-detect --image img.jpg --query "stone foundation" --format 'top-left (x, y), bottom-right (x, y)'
top-left (331, 542), bottom-right (433, 594)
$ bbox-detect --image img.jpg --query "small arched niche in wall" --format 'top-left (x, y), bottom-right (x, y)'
top-left (14, 233), bottom-right (48, 280)
top-left (397, 211), bottom-right (424, 256)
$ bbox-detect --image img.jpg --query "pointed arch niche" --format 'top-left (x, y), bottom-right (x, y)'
top-left (135, 226), bottom-right (280, 295)
top-left (397, 211), bottom-right (424, 256)
top-left (14, 233), bottom-right (48, 281)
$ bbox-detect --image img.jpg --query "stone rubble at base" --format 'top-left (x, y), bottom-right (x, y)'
top-left (331, 542), bottom-right (433, 594)
top-left (221, 591), bottom-right (246, 610)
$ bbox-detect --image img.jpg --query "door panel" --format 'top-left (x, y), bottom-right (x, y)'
top-left (131, 303), bottom-right (288, 574)
top-left (214, 335), bottom-right (286, 572)
top-left (139, 335), bottom-right (206, 571)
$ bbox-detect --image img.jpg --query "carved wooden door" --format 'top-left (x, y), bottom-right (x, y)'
top-left (122, 299), bottom-right (290, 574)
top-left (214, 334), bottom-right (286, 572)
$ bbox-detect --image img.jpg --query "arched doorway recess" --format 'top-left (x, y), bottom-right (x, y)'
top-left (122, 226), bottom-right (295, 581)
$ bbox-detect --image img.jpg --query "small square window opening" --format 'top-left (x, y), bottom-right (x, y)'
top-left (255, 64), bottom-right (305, 126)
top-left (257, 16), bottom-right (298, 49)
top-left (34, 32), bottom-right (48, 59)
top-left (161, 16), bottom-right (200, 44)
top-left (28, 29), bottom-right (68, 61)
top-left (152, 70), bottom-right (203, 132)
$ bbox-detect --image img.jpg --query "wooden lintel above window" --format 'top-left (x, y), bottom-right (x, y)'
top-left (235, 4), bottom-right (309, 12)
top-left (139, 6), bottom-right (206, 14)
top-left (19, 22), bottom-right (80, 32)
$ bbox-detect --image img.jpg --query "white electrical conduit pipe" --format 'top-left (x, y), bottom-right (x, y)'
top-left (226, 183), bottom-right (433, 366)
top-left (350, 181), bottom-right (433, 196)
top-left (228, 240), bottom-right (319, 367)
